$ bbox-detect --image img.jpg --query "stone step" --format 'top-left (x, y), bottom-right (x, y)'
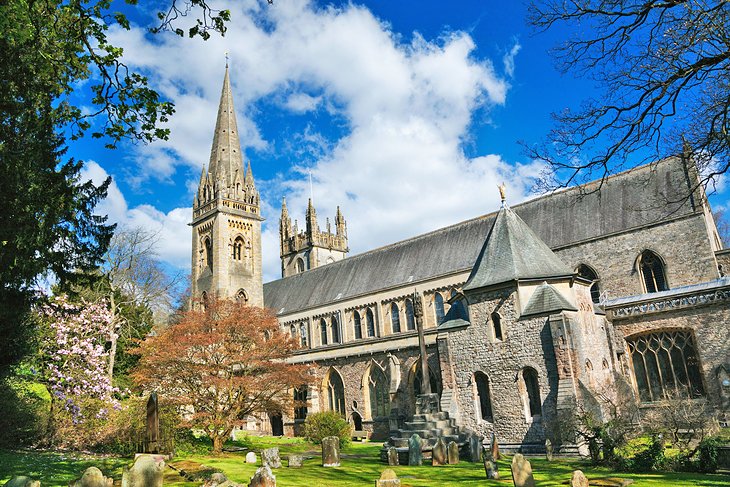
top-left (404, 421), bottom-right (427, 430)
top-left (390, 438), bottom-right (409, 448)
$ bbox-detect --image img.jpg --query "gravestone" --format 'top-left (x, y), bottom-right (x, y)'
top-left (69, 467), bottom-right (113, 487)
top-left (408, 434), bottom-right (423, 466)
top-left (3, 477), bottom-right (40, 487)
top-left (287, 454), bottom-right (303, 468)
top-left (245, 452), bottom-right (257, 464)
top-left (570, 470), bottom-right (589, 487)
top-left (511, 453), bottom-right (535, 487)
top-left (248, 466), bottom-right (276, 487)
top-left (545, 438), bottom-right (554, 461)
top-left (375, 469), bottom-right (401, 487)
top-left (261, 448), bottom-right (282, 469)
top-left (121, 454), bottom-right (165, 487)
top-left (467, 434), bottom-right (482, 462)
top-left (322, 436), bottom-right (340, 467)
top-left (432, 437), bottom-right (447, 466)
top-left (490, 432), bottom-right (500, 460)
top-left (387, 446), bottom-right (399, 466)
top-left (447, 441), bottom-right (459, 464)
top-left (483, 459), bottom-right (499, 480)
top-left (146, 392), bottom-right (159, 453)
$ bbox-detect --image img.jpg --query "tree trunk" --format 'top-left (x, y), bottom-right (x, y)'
top-left (212, 434), bottom-right (224, 455)
top-left (107, 292), bottom-right (118, 382)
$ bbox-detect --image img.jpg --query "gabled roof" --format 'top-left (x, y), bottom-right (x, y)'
top-left (463, 206), bottom-right (573, 292)
top-left (264, 157), bottom-right (697, 315)
top-left (522, 282), bottom-right (578, 317)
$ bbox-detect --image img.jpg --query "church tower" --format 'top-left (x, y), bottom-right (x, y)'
top-left (190, 66), bottom-right (264, 306)
top-left (279, 198), bottom-right (348, 277)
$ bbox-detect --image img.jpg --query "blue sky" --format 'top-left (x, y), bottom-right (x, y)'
top-left (73, 0), bottom-right (729, 283)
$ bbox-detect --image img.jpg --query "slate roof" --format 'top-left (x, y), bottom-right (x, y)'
top-left (522, 282), bottom-right (578, 317)
top-left (462, 205), bottom-right (573, 292)
top-left (264, 157), bottom-right (697, 315)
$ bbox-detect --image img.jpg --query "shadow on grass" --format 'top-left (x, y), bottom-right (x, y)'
top-left (0, 450), bottom-right (128, 486)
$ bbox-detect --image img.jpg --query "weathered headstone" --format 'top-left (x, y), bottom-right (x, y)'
top-left (261, 448), bottom-right (282, 469)
top-left (287, 454), bottom-right (303, 468)
top-left (3, 477), bottom-right (40, 487)
top-left (490, 432), bottom-right (500, 460)
top-left (146, 392), bottom-right (159, 453)
top-left (467, 434), bottom-right (482, 462)
top-left (483, 458), bottom-right (499, 480)
top-left (511, 453), bottom-right (535, 487)
top-left (70, 467), bottom-right (113, 487)
top-left (570, 470), bottom-right (589, 487)
top-left (121, 454), bottom-right (165, 487)
top-left (408, 434), bottom-right (423, 466)
top-left (245, 451), bottom-right (257, 464)
top-left (322, 436), bottom-right (340, 467)
top-left (375, 469), bottom-right (401, 487)
top-left (202, 472), bottom-right (229, 487)
top-left (387, 446), bottom-right (399, 466)
top-left (447, 441), bottom-right (459, 465)
top-left (545, 438), bottom-right (554, 461)
top-left (432, 437), bottom-right (447, 466)
top-left (248, 466), bottom-right (276, 487)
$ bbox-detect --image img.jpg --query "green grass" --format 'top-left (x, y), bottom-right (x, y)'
top-left (1, 437), bottom-right (728, 486)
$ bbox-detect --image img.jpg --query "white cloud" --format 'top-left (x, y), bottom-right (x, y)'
top-left (502, 40), bottom-right (521, 78)
top-left (99, 0), bottom-right (537, 282)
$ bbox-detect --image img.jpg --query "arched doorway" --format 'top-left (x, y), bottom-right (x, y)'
top-left (269, 413), bottom-right (284, 436)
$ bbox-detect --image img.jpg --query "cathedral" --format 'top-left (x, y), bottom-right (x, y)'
top-left (191, 68), bottom-right (730, 452)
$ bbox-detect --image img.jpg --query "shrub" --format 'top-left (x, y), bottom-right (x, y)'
top-left (696, 436), bottom-right (723, 473)
top-left (302, 411), bottom-right (352, 448)
top-left (0, 376), bottom-right (50, 447)
top-left (618, 436), bottom-right (666, 472)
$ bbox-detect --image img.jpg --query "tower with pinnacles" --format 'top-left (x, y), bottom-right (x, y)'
top-left (191, 65), bottom-right (264, 307)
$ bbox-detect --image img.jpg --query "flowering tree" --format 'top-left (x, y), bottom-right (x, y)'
top-left (133, 298), bottom-right (312, 454)
top-left (40, 295), bottom-right (119, 425)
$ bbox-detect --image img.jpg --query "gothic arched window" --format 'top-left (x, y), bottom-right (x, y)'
top-left (405, 299), bottom-right (416, 331)
top-left (296, 257), bottom-right (305, 274)
top-left (521, 367), bottom-right (542, 418)
top-left (290, 324), bottom-right (296, 338)
top-left (331, 315), bottom-right (340, 344)
top-left (366, 308), bottom-right (376, 338)
top-left (627, 329), bottom-right (705, 402)
top-left (390, 303), bottom-right (401, 333)
top-left (491, 311), bottom-right (503, 341)
top-left (320, 318), bottom-right (328, 346)
top-left (326, 369), bottom-right (346, 415)
top-left (236, 289), bottom-right (248, 303)
top-left (299, 323), bottom-right (308, 348)
top-left (434, 292), bottom-right (445, 324)
top-left (204, 237), bottom-right (213, 271)
top-left (638, 250), bottom-right (668, 293)
top-left (232, 236), bottom-right (244, 261)
top-left (474, 372), bottom-right (493, 422)
top-left (369, 366), bottom-right (390, 418)
top-left (450, 289), bottom-right (468, 320)
top-left (576, 264), bottom-right (601, 303)
top-left (353, 311), bottom-right (362, 340)
top-left (294, 386), bottom-right (308, 420)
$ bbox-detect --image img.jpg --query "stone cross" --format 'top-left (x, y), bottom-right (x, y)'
top-left (431, 437), bottom-right (447, 466)
top-left (408, 434), bottom-right (423, 466)
top-left (511, 453), bottom-right (535, 487)
top-left (413, 290), bottom-right (431, 395)
top-left (146, 392), bottom-right (159, 453)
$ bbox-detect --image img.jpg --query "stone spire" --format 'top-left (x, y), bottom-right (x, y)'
top-left (208, 66), bottom-right (244, 189)
top-left (335, 205), bottom-right (347, 238)
top-left (280, 197), bottom-right (292, 241)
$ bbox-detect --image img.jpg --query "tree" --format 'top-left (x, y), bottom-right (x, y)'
top-left (527, 0), bottom-right (730, 193)
top-left (132, 298), bottom-right (311, 454)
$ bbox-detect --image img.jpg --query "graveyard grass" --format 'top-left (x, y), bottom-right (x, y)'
top-left (1, 436), bottom-right (729, 487)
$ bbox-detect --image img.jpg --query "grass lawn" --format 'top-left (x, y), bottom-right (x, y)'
top-left (1, 437), bottom-right (728, 486)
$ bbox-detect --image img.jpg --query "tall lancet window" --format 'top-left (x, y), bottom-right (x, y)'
top-left (232, 236), bottom-right (244, 261)
top-left (405, 299), bottom-right (416, 331)
top-left (204, 237), bottom-right (213, 271)
top-left (638, 250), bottom-right (668, 293)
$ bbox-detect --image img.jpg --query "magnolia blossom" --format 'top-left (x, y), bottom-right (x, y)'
top-left (42, 295), bottom-right (119, 423)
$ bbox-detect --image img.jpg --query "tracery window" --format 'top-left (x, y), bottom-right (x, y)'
top-left (390, 303), bottom-right (401, 333)
top-left (369, 366), bottom-right (390, 418)
top-left (331, 315), bottom-right (341, 344)
top-left (638, 250), bottom-right (668, 293)
top-left (434, 292), bottom-right (445, 324)
top-left (353, 311), bottom-right (362, 340)
top-left (232, 236), bottom-right (244, 261)
top-left (627, 330), bottom-right (705, 402)
top-left (405, 299), bottom-right (416, 331)
top-left (474, 372), bottom-right (493, 422)
top-left (366, 308), bottom-right (376, 337)
top-left (326, 369), bottom-right (346, 415)
top-left (491, 311), bottom-right (503, 341)
top-left (320, 318), bottom-right (328, 346)
top-left (521, 367), bottom-right (542, 418)
top-left (294, 386), bottom-right (308, 420)
top-left (576, 264), bottom-right (601, 303)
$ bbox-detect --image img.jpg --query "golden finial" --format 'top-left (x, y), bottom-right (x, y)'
top-left (498, 182), bottom-right (507, 205)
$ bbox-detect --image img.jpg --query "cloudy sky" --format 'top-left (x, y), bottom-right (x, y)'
top-left (73, 0), bottom-right (729, 283)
